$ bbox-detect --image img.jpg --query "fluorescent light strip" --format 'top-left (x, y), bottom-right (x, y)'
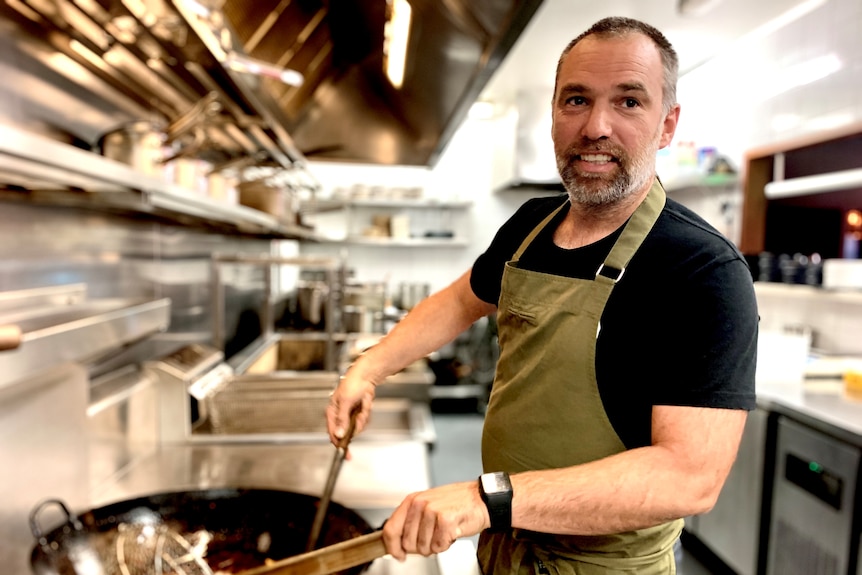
top-left (740, 0), bottom-right (829, 44)
top-left (385, 0), bottom-right (412, 88)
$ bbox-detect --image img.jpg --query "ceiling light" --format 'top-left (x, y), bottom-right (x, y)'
top-left (677, 0), bottom-right (724, 17)
top-left (770, 114), bottom-right (801, 132)
top-left (384, 0), bottom-right (412, 89)
top-left (758, 53), bottom-right (842, 102)
top-left (224, 53), bottom-right (304, 87)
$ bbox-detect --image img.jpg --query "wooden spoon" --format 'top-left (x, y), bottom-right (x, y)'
top-left (239, 530), bottom-right (386, 575)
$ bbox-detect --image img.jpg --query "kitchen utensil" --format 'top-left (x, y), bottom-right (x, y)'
top-left (397, 283), bottom-right (430, 311)
top-left (306, 408), bottom-right (361, 551)
top-left (114, 521), bottom-right (214, 575)
top-left (296, 282), bottom-right (329, 326)
top-left (29, 489), bottom-right (375, 575)
top-left (98, 121), bottom-right (167, 176)
top-left (240, 531), bottom-right (385, 575)
top-left (0, 324), bottom-right (22, 351)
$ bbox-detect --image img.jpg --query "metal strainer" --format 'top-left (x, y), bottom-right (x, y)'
top-left (115, 521), bottom-right (214, 575)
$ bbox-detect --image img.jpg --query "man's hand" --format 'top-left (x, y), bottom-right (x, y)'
top-left (383, 481), bottom-right (490, 561)
top-left (325, 370), bottom-right (376, 448)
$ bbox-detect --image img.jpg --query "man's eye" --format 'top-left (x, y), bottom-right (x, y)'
top-left (566, 96), bottom-right (587, 106)
top-left (623, 98), bottom-right (640, 108)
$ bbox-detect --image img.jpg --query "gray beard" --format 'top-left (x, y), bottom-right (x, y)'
top-left (556, 140), bottom-right (659, 208)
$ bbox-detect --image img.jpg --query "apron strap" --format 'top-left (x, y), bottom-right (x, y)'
top-left (585, 180), bottom-right (666, 319)
top-left (594, 179), bottom-right (666, 286)
top-left (511, 200), bottom-right (569, 262)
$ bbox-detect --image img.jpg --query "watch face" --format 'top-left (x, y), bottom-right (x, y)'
top-left (482, 472), bottom-right (511, 494)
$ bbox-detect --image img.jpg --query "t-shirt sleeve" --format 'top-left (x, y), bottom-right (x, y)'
top-left (662, 256), bottom-right (759, 410)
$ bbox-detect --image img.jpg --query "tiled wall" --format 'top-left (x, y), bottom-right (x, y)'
top-left (755, 283), bottom-right (862, 355)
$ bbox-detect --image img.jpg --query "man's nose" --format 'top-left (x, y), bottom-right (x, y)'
top-left (581, 104), bottom-right (612, 140)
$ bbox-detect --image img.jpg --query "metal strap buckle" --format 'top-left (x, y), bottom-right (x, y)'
top-left (595, 263), bottom-right (625, 283)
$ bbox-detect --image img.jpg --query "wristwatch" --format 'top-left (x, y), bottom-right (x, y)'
top-left (478, 471), bottom-right (513, 531)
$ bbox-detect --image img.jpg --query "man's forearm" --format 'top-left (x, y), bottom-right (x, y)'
top-left (508, 407), bottom-right (747, 535)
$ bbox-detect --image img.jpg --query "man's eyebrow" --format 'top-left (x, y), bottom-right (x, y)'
top-left (558, 83), bottom-right (589, 94)
top-left (618, 82), bottom-right (648, 93)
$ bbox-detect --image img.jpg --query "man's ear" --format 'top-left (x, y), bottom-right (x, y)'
top-left (659, 104), bottom-right (681, 149)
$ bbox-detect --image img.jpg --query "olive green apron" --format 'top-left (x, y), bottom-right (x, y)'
top-left (478, 179), bottom-right (683, 574)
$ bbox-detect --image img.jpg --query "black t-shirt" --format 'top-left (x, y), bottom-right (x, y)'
top-left (471, 193), bottom-right (758, 449)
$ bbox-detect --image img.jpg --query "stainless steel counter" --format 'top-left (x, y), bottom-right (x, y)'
top-left (91, 441), bottom-right (431, 513)
top-left (757, 380), bottom-right (862, 446)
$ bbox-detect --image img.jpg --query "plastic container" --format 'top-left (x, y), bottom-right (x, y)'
top-left (756, 328), bottom-right (811, 387)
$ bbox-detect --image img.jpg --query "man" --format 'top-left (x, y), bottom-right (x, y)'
top-left (327, 16), bottom-right (758, 574)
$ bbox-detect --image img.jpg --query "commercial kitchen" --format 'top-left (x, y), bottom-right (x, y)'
top-left (1, 0), bottom-right (861, 574)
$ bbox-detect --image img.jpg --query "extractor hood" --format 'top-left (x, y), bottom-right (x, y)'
top-left (0, 0), bottom-right (544, 168)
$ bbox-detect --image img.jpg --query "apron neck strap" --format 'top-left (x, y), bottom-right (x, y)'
top-left (512, 200), bottom-right (568, 262)
top-left (510, 179), bottom-right (667, 273)
top-left (595, 179), bottom-right (666, 285)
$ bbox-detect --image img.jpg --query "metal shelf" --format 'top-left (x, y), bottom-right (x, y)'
top-left (0, 125), bottom-right (318, 240)
top-left (0, 285), bottom-right (171, 391)
top-left (662, 169), bottom-right (739, 194)
top-left (301, 198), bottom-right (473, 214)
top-left (323, 236), bottom-right (470, 248)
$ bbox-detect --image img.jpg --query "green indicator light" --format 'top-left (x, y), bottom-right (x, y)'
top-left (809, 461), bottom-right (823, 473)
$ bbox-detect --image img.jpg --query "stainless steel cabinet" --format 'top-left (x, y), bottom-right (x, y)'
top-left (766, 416), bottom-right (861, 575)
top-left (693, 407), bottom-right (769, 575)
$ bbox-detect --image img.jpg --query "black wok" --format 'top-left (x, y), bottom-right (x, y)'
top-left (29, 488), bottom-right (374, 575)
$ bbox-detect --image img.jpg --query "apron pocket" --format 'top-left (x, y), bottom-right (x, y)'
top-left (500, 301), bottom-right (540, 327)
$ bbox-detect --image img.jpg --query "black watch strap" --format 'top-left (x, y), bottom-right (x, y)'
top-left (478, 471), bottom-right (513, 532)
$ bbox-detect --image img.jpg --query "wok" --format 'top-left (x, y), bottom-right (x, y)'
top-left (29, 488), bottom-right (375, 575)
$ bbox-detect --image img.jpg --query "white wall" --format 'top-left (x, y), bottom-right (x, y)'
top-left (302, 108), bottom-right (549, 293)
top-left (674, 0), bottom-right (862, 166)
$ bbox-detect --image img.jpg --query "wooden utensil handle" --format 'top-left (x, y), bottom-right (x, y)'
top-left (240, 530), bottom-right (387, 575)
top-left (0, 325), bottom-right (22, 351)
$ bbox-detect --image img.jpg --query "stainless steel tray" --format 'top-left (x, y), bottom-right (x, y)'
top-left (229, 332), bottom-right (348, 375)
top-left (199, 377), bottom-right (436, 445)
top-left (0, 285), bottom-right (171, 390)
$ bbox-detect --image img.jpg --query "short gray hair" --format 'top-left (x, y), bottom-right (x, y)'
top-left (554, 16), bottom-right (679, 115)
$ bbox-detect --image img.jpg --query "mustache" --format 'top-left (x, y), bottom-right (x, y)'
top-left (561, 140), bottom-right (626, 160)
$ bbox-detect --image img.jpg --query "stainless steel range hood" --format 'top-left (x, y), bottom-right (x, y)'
top-left (0, 0), bottom-right (544, 169)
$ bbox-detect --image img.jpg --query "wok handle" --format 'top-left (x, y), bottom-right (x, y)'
top-left (240, 530), bottom-right (386, 575)
top-left (0, 324), bottom-right (22, 351)
top-left (29, 499), bottom-right (84, 548)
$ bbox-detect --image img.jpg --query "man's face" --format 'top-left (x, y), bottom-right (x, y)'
top-left (552, 33), bottom-right (680, 207)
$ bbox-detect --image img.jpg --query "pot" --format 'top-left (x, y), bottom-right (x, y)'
top-left (397, 283), bottom-right (430, 311)
top-left (29, 488), bottom-right (374, 575)
top-left (296, 282), bottom-right (329, 327)
top-left (97, 121), bottom-right (167, 177)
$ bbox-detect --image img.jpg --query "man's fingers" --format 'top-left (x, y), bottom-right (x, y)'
top-left (383, 502), bottom-right (409, 561)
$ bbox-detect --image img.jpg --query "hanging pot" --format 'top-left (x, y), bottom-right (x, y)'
top-left (29, 488), bottom-right (374, 575)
